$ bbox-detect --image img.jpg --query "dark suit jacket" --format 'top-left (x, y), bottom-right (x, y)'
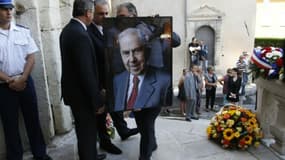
top-left (87, 23), bottom-right (106, 89)
top-left (113, 67), bottom-right (171, 111)
top-left (60, 19), bottom-right (103, 111)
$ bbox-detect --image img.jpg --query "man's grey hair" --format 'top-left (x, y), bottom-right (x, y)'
top-left (118, 28), bottom-right (146, 46)
top-left (116, 2), bottom-right (137, 17)
top-left (94, 0), bottom-right (108, 6)
top-left (72, 0), bottom-right (94, 17)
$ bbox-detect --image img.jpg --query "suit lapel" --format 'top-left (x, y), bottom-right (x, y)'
top-left (118, 72), bottom-right (129, 107)
top-left (135, 69), bottom-right (155, 108)
top-left (92, 23), bottom-right (104, 41)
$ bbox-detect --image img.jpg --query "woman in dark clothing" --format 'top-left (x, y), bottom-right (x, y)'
top-left (227, 68), bottom-right (242, 104)
top-left (178, 69), bottom-right (187, 115)
top-left (204, 66), bottom-right (218, 111)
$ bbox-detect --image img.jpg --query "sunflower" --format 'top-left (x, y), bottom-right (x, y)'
top-left (244, 135), bottom-right (253, 145)
top-left (223, 128), bottom-right (235, 141)
top-left (248, 118), bottom-right (257, 126)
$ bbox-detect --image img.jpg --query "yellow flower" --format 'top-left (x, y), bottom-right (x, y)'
top-left (207, 126), bottom-right (212, 135)
top-left (228, 110), bottom-right (235, 116)
top-left (234, 132), bottom-right (240, 138)
top-left (236, 127), bottom-right (242, 132)
top-left (235, 110), bottom-right (241, 116)
top-left (254, 127), bottom-right (260, 134)
top-left (244, 135), bottom-right (253, 145)
top-left (226, 119), bottom-right (235, 127)
top-left (245, 110), bottom-right (254, 118)
top-left (248, 118), bottom-right (257, 126)
top-left (254, 141), bottom-right (260, 147)
top-left (222, 111), bottom-right (228, 115)
top-left (223, 128), bottom-right (235, 141)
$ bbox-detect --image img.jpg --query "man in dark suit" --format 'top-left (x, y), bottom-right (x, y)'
top-left (59, 0), bottom-right (106, 159)
top-left (113, 28), bottom-right (171, 160)
top-left (87, 0), bottom-right (135, 155)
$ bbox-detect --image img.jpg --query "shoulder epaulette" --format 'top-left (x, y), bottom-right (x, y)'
top-left (16, 24), bottom-right (29, 30)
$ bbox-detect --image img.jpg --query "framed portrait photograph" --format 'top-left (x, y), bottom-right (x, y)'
top-left (103, 17), bottom-right (173, 112)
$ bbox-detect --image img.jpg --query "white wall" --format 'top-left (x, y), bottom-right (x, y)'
top-left (255, 1), bottom-right (285, 38)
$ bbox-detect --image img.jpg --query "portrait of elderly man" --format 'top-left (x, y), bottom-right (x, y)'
top-left (113, 27), bottom-right (171, 160)
top-left (112, 28), bottom-right (171, 112)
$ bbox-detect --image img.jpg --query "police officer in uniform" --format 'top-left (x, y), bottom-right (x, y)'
top-left (0, 0), bottom-right (52, 159)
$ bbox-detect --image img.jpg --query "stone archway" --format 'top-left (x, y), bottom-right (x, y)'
top-left (196, 26), bottom-right (215, 66)
top-left (186, 5), bottom-right (225, 67)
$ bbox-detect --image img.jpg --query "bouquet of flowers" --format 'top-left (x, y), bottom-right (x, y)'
top-left (106, 113), bottom-right (115, 139)
top-left (250, 47), bottom-right (284, 80)
top-left (206, 105), bottom-right (263, 149)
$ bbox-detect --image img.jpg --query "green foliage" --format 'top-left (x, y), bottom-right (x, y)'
top-left (254, 38), bottom-right (285, 49)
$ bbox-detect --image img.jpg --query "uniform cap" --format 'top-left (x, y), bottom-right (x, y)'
top-left (0, 0), bottom-right (14, 9)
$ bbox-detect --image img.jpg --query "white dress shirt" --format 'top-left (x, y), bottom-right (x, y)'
top-left (95, 24), bottom-right (104, 35)
top-left (0, 22), bottom-right (38, 76)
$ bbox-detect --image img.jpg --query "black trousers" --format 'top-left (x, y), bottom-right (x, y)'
top-left (70, 101), bottom-right (98, 160)
top-left (206, 87), bottom-right (216, 109)
top-left (134, 107), bottom-right (161, 160)
top-left (110, 111), bottom-right (130, 137)
top-left (0, 76), bottom-right (46, 160)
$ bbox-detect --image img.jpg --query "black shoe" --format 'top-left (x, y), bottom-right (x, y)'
top-left (191, 116), bottom-right (199, 120)
top-left (121, 128), bottom-right (139, 140)
top-left (185, 118), bottom-right (191, 122)
top-left (97, 153), bottom-right (107, 160)
top-left (100, 142), bottom-right (122, 154)
top-left (33, 155), bottom-right (52, 160)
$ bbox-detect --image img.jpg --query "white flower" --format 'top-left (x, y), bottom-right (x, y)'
top-left (266, 52), bottom-right (273, 58)
top-left (272, 50), bottom-right (282, 57)
top-left (268, 69), bottom-right (275, 76)
top-left (272, 56), bottom-right (277, 60)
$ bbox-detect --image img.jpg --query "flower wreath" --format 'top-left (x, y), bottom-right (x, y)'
top-left (250, 47), bottom-right (284, 79)
top-left (207, 105), bottom-right (263, 150)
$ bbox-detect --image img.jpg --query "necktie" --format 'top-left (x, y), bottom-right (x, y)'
top-left (127, 76), bottom-right (139, 110)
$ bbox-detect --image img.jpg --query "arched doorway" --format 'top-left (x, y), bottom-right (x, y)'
top-left (196, 26), bottom-right (215, 66)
